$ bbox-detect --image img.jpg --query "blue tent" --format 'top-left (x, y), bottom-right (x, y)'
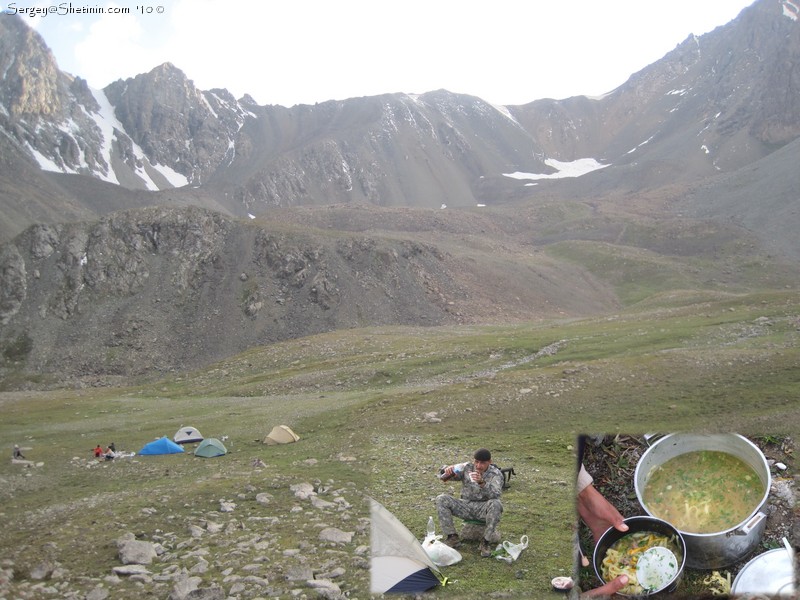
top-left (138, 436), bottom-right (184, 455)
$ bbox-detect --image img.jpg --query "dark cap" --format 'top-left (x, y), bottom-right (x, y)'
top-left (474, 448), bottom-right (491, 461)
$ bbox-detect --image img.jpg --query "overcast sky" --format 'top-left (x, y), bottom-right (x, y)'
top-left (18, 0), bottom-right (756, 107)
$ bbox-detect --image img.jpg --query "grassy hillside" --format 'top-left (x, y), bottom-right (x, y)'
top-left (0, 290), bottom-right (797, 598)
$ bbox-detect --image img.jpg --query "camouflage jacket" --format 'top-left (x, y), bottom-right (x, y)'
top-left (454, 462), bottom-right (504, 502)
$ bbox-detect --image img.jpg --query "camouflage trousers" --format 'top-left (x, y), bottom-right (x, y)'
top-left (435, 494), bottom-right (503, 543)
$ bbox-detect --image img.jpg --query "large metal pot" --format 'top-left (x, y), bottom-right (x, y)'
top-left (634, 433), bottom-right (771, 569)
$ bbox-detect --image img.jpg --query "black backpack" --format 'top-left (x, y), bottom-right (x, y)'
top-left (499, 466), bottom-right (515, 489)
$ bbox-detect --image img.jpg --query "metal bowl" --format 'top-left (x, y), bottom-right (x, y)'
top-left (593, 516), bottom-right (686, 597)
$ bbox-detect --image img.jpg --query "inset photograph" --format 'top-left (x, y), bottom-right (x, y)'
top-left (575, 433), bottom-right (796, 597)
top-left (369, 433), bottom-right (576, 597)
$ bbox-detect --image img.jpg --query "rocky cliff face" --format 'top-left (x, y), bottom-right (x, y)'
top-left (0, 206), bottom-right (469, 383)
top-left (0, 17), bottom-right (108, 175)
top-left (225, 91), bottom-right (547, 214)
top-left (0, 17), bottom-right (62, 118)
top-left (0, 200), bottom-right (636, 385)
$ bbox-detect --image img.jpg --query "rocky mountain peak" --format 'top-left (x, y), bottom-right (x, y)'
top-left (0, 15), bottom-right (63, 118)
top-left (108, 62), bottom-right (196, 111)
top-left (104, 62), bottom-right (247, 184)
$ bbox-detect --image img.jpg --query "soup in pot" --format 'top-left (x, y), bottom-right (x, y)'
top-left (642, 450), bottom-right (763, 534)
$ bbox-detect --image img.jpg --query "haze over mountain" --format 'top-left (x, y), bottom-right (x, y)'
top-left (0, 0), bottom-right (798, 386)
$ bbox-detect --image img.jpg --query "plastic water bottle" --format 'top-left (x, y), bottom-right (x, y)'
top-left (438, 462), bottom-right (466, 481)
top-left (427, 516), bottom-right (436, 537)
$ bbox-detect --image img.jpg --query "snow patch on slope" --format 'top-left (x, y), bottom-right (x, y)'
top-left (89, 87), bottom-right (188, 189)
top-left (782, 0), bottom-right (798, 21)
top-left (503, 158), bottom-right (610, 181)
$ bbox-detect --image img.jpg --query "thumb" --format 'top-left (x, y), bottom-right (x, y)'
top-left (581, 574), bottom-right (629, 598)
top-left (608, 574), bottom-right (629, 593)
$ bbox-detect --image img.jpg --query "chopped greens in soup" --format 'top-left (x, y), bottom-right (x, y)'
top-left (643, 450), bottom-right (763, 534)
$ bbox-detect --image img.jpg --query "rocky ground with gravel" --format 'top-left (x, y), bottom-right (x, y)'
top-left (0, 455), bottom-right (370, 600)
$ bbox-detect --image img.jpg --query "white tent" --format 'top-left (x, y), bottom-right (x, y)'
top-left (173, 426), bottom-right (203, 444)
top-left (370, 497), bottom-right (443, 594)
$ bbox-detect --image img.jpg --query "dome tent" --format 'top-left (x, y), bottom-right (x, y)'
top-left (263, 425), bottom-right (300, 445)
top-left (138, 436), bottom-right (184, 455)
top-left (173, 426), bottom-right (203, 444)
top-left (194, 437), bottom-right (227, 458)
top-left (370, 497), bottom-right (444, 593)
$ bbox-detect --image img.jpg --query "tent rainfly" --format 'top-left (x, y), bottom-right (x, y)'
top-left (173, 426), bottom-right (203, 444)
top-left (264, 425), bottom-right (300, 445)
top-left (138, 436), bottom-right (184, 455)
top-left (370, 497), bottom-right (444, 594)
top-left (194, 437), bottom-right (227, 458)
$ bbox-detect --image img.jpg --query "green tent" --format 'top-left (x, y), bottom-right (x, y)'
top-left (194, 437), bottom-right (227, 458)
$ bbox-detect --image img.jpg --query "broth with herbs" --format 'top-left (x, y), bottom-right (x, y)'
top-left (642, 450), bottom-right (763, 534)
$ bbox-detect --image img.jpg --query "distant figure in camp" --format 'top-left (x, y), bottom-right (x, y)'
top-left (93, 444), bottom-right (103, 458)
top-left (104, 445), bottom-right (116, 460)
top-left (109, 442), bottom-right (116, 453)
top-left (436, 447), bottom-right (504, 558)
top-left (13, 444), bottom-right (25, 460)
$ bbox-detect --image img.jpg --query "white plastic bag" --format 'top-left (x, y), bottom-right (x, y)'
top-left (422, 534), bottom-right (463, 566)
top-left (494, 534), bottom-right (529, 563)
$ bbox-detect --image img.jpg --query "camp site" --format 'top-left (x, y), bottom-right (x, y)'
top-left (0, 373), bottom-right (589, 599)
top-left (1, 330), bottom-right (796, 599)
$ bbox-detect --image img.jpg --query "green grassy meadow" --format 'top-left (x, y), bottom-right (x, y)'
top-left (1, 290), bottom-right (798, 598)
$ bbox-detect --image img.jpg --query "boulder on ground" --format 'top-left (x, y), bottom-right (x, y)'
top-left (116, 534), bottom-right (157, 565)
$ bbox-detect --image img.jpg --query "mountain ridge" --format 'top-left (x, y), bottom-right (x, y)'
top-left (1, 0), bottom-right (799, 386)
top-left (0, 0), bottom-right (796, 230)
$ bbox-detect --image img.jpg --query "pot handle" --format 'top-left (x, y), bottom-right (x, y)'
top-left (731, 512), bottom-right (766, 536)
top-left (643, 433), bottom-right (665, 447)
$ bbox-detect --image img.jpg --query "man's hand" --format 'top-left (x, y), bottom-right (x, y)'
top-left (581, 575), bottom-right (629, 598)
top-left (577, 483), bottom-right (628, 542)
top-left (440, 465), bottom-right (455, 481)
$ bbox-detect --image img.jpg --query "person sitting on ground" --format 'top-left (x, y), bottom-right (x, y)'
top-left (104, 445), bottom-right (116, 460)
top-left (13, 444), bottom-right (25, 460)
top-left (436, 447), bottom-right (504, 558)
top-left (93, 444), bottom-right (103, 458)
